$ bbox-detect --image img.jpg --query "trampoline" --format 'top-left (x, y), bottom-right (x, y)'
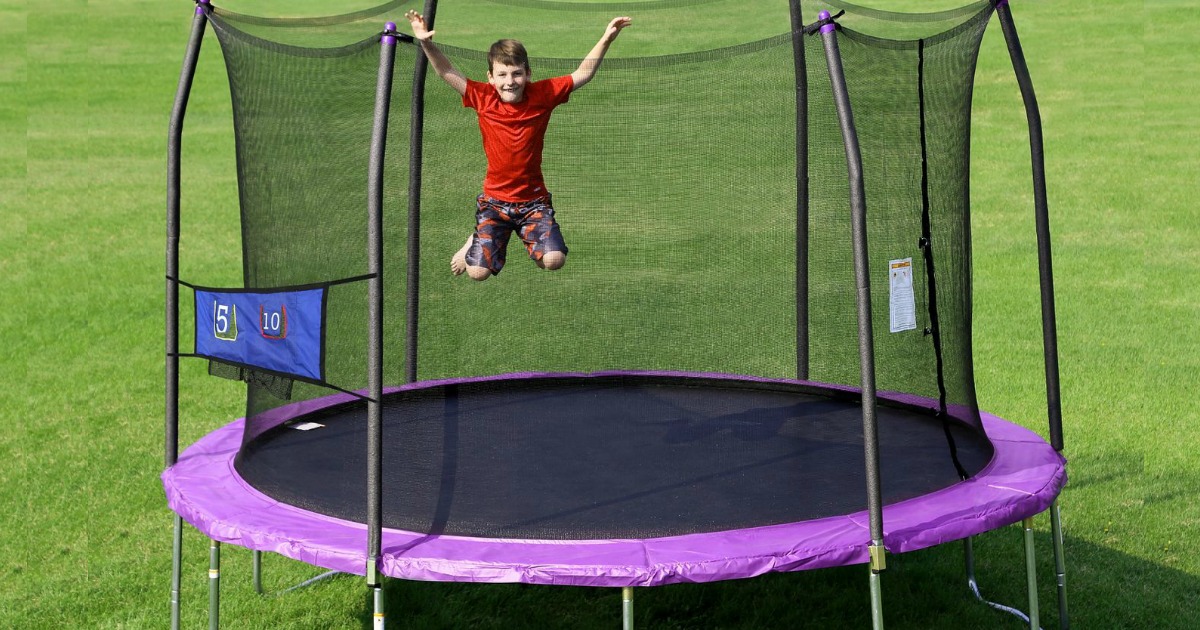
top-left (165, 371), bottom-right (1063, 585)
top-left (164, 0), bottom-right (1068, 626)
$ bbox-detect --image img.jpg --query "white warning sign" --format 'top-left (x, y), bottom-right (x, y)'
top-left (889, 258), bottom-right (917, 333)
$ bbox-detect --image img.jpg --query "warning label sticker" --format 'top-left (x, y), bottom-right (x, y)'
top-left (889, 258), bottom-right (917, 333)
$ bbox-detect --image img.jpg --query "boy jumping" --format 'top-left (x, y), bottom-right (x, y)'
top-left (405, 11), bottom-right (633, 280)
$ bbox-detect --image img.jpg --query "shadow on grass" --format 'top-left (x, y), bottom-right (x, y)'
top-left (343, 526), bottom-right (1198, 629)
top-left (206, 451), bottom-right (1195, 628)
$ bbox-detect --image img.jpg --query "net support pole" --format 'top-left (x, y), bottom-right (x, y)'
top-left (367, 22), bottom-right (398, 607)
top-left (995, 4), bottom-right (1067, 627)
top-left (816, 12), bottom-right (885, 630)
top-left (994, 1), bottom-right (1062, 453)
top-left (167, 4), bottom-right (208, 629)
top-left (406, 0), bottom-right (439, 383)
top-left (788, 0), bottom-right (810, 379)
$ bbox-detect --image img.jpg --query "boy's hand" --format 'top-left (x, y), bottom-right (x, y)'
top-left (603, 16), bottom-right (633, 43)
top-left (571, 16), bottom-right (632, 90)
top-left (405, 10), bottom-right (435, 40)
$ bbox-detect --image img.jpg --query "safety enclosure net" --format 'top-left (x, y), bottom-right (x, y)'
top-left (187, 0), bottom-right (1001, 536)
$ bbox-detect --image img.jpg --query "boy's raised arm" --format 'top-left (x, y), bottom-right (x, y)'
top-left (570, 17), bottom-right (632, 91)
top-left (406, 10), bottom-right (468, 96)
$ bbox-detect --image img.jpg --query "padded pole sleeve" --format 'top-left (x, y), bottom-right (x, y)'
top-left (789, 0), bottom-right (810, 380)
top-left (818, 14), bottom-right (885, 548)
top-left (996, 2), bottom-right (1063, 453)
top-left (166, 2), bottom-right (208, 469)
top-left (367, 23), bottom-right (398, 585)
top-left (406, 0), bottom-right (439, 384)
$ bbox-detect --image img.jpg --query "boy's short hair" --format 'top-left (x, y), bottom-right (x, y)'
top-left (488, 39), bottom-right (530, 74)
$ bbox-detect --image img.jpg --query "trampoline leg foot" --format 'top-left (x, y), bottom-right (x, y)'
top-left (171, 515), bottom-right (183, 630)
top-left (208, 540), bottom-right (221, 630)
top-left (964, 535), bottom-right (1039, 626)
top-left (254, 550), bottom-right (342, 597)
top-left (372, 584), bottom-right (386, 629)
top-left (622, 586), bottom-right (634, 630)
top-left (1023, 517), bottom-right (1041, 630)
top-left (1050, 501), bottom-right (1069, 629)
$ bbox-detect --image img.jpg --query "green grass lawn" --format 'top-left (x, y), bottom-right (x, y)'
top-left (3, 0), bottom-right (1197, 628)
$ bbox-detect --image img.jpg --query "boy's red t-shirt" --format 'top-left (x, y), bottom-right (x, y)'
top-left (463, 75), bottom-right (574, 202)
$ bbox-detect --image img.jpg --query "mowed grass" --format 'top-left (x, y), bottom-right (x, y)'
top-left (3, 0), bottom-right (1197, 628)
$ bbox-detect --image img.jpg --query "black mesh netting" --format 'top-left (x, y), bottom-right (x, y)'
top-left (196, 0), bottom-right (998, 538)
top-left (237, 375), bottom-right (992, 539)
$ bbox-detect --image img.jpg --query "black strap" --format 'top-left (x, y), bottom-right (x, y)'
top-left (168, 272), bottom-right (376, 293)
top-left (803, 10), bottom-right (845, 36)
top-left (382, 27), bottom-right (415, 44)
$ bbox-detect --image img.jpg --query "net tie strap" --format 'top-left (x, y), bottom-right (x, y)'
top-left (802, 10), bottom-right (845, 36)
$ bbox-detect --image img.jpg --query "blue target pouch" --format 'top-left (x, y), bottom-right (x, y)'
top-left (194, 286), bottom-right (326, 382)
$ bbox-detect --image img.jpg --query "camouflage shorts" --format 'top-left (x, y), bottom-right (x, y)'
top-left (465, 194), bottom-right (568, 275)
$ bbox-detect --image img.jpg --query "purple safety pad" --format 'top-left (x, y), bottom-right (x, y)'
top-left (163, 373), bottom-right (1065, 587)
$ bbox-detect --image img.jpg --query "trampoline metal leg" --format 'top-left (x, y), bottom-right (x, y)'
top-left (253, 549), bottom-right (342, 597)
top-left (868, 568), bottom-right (884, 630)
top-left (622, 586), bottom-right (634, 630)
top-left (964, 533), bottom-right (1039, 626)
top-left (209, 540), bottom-right (220, 630)
top-left (1023, 517), bottom-right (1041, 630)
top-left (1050, 501), bottom-right (1069, 629)
top-left (171, 515), bottom-right (182, 630)
top-left (253, 550), bottom-right (263, 595)
top-left (373, 584), bottom-right (386, 630)
top-left (964, 536), bottom-right (980, 597)
top-left (868, 543), bottom-right (885, 630)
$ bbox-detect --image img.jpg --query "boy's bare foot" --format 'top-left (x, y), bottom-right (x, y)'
top-left (450, 235), bottom-right (472, 276)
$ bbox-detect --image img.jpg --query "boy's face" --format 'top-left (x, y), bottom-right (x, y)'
top-left (487, 62), bottom-right (529, 104)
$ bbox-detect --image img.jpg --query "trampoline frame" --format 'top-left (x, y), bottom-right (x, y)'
top-left (164, 1), bottom-right (1067, 628)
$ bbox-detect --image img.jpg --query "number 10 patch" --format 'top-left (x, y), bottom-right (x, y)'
top-left (194, 287), bottom-right (325, 382)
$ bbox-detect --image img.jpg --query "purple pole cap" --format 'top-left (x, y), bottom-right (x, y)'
top-left (196, 0), bottom-right (209, 15)
top-left (819, 10), bottom-right (836, 34)
top-left (996, 0), bottom-right (1010, 7)
top-left (383, 21), bottom-right (397, 45)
